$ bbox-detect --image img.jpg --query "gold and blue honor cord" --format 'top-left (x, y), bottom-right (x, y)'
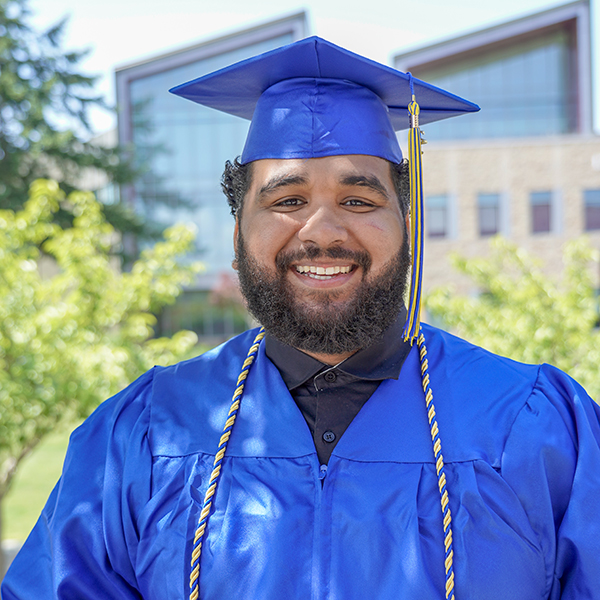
top-left (189, 328), bottom-right (266, 600)
top-left (188, 327), bottom-right (456, 600)
top-left (418, 331), bottom-right (456, 600)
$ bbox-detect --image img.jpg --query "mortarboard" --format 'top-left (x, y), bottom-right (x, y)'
top-left (172, 43), bottom-right (478, 600)
top-left (170, 36), bottom-right (479, 164)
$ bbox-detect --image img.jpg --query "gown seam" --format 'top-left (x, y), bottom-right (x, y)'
top-left (499, 363), bottom-right (554, 597)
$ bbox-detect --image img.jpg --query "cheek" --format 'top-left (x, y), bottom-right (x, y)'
top-left (362, 219), bottom-right (387, 233)
top-left (358, 218), bottom-right (404, 254)
top-left (242, 215), bottom-right (299, 257)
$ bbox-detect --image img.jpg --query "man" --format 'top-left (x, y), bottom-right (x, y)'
top-left (3, 37), bottom-right (600, 600)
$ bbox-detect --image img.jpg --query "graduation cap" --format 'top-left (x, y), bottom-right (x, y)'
top-left (170, 36), bottom-right (479, 342)
top-left (170, 36), bottom-right (478, 164)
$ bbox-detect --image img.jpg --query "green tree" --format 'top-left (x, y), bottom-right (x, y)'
top-left (0, 180), bottom-right (202, 563)
top-left (426, 237), bottom-right (600, 402)
top-left (0, 0), bottom-right (140, 234)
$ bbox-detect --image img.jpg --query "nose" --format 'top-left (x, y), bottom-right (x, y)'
top-left (297, 206), bottom-right (348, 247)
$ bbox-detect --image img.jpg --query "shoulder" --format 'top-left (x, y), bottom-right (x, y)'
top-left (419, 323), bottom-right (600, 462)
top-left (422, 322), bottom-right (598, 413)
top-left (422, 322), bottom-right (540, 382)
top-left (152, 327), bottom-right (261, 391)
top-left (149, 328), bottom-right (263, 456)
top-left (69, 328), bottom-right (263, 459)
top-left (421, 322), bottom-right (541, 414)
top-left (67, 366), bottom-right (156, 453)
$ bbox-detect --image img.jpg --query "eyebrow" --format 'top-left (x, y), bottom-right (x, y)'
top-left (339, 174), bottom-right (390, 200)
top-left (257, 173), bottom-right (309, 200)
top-left (256, 170), bottom-right (391, 202)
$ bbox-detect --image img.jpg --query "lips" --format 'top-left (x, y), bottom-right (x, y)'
top-left (295, 265), bottom-right (353, 280)
top-left (276, 246), bottom-right (372, 278)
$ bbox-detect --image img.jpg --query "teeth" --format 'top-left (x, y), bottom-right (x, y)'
top-left (295, 265), bottom-right (352, 277)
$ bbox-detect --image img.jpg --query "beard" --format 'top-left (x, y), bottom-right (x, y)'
top-left (235, 234), bottom-right (411, 356)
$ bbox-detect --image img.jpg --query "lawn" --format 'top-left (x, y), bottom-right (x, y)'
top-left (3, 424), bottom-right (77, 541)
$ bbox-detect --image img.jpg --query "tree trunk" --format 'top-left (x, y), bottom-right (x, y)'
top-left (0, 498), bottom-right (5, 581)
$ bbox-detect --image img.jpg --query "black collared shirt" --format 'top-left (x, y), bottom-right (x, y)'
top-left (264, 309), bottom-right (412, 464)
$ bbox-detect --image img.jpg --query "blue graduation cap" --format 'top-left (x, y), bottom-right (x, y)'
top-left (170, 36), bottom-right (479, 164)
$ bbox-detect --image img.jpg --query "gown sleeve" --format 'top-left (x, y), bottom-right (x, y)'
top-left (500, 364), bottom-right (600, 599)
top-left (1, 368), bottom-right (155, 599)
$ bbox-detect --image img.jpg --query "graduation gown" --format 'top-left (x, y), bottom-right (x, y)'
top-left (3, 324), bottom-right (600, 599)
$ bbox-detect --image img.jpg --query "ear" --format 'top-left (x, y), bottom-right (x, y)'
top-left (232, 219), bottom-right (240, 270)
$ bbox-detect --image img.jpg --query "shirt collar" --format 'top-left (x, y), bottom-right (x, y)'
top-left (264, 306), bottom-right (411, 390)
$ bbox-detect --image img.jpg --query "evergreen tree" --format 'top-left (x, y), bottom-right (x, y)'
top-left (0, 0), bottom-right (141, 235)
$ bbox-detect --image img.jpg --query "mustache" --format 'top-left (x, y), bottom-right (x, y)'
top-left (275, 245), bottom-right (372, 274)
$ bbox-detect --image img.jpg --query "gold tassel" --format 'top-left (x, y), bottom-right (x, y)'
top-left (402, 91), bottom-right (425, 344)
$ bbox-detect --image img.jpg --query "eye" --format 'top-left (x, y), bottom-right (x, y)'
top-left (342, 198), bottom-right (376, 210)
top-left (273, 197), bottom-right (305, 210)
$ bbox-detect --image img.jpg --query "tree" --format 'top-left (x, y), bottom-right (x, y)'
top-left (0, 0), bottom-right (140, 234)
top-left (0, 180), bottom-right (202, 566)
top-left (425, 237), bottom-right (600, 402)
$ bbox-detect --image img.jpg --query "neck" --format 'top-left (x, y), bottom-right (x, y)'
top-left (300, 348), bottom-right (358, 366)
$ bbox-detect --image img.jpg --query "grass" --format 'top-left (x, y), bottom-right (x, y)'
top-left (3, 424), bottom-right (78, 541)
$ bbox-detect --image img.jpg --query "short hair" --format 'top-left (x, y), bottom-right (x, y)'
top-left (221, 157), bottom-right (410, 219)
top-left (221, 157), bottom-right (252, 219)
top-left (390, 159), bottom-right (410, 218)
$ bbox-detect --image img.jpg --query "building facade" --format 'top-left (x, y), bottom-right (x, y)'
top-left (394, 0), bottom-right (600, 294)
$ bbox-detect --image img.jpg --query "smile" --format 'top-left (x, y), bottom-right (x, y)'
top-left (295, 265), bottom-right (353, 280)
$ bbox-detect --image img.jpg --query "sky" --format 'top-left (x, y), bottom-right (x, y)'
top-left (27, 0), bottom-right (599, 135)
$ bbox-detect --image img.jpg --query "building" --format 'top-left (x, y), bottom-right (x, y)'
top-left (393, 0), bottom-right (600, 294)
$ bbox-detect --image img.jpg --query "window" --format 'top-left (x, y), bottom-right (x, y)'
top-left (426, 195), bottom-right (448, 238)
top-left (126, 32), bottom-right (295, 273)
top-left (478, 193), bottom-right (500, 236)
top-left (530, 191), bottom-right (552, 233)
top-left (409, 29), bottom-right (575, 140)
top-left (584, 190), bottom-right (600, 231)
top-left (156, 288), bottom-right (249, 340)
top-left (115, 13), bottom-right (306, 277)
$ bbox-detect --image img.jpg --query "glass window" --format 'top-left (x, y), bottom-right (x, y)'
top-left (478, 193), bottom-right (500, 236)
top-left (530, 191), bottom-right (552, 233)
top-left (426, 195), bottom-right (448, 238)
top-left (411, 29), bottom-right (574, 140)
top-left (127, 33), bottom-right (294, 277)
top-left (584, 190), bottom-right (600, 231)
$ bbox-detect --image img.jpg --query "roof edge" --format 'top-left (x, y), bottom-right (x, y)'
top-left (393, 0), bottom-right (588, 68)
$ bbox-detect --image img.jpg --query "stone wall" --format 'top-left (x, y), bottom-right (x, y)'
top-left (420, 134), bottom-right (600, 296)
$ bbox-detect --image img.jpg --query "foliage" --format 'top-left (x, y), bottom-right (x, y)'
top-left (426, 237), bottom-right (600, 402)
top-left (0, 180), bottom-right (203, 503)
top-left (0, 0), bottom-right (140, 235)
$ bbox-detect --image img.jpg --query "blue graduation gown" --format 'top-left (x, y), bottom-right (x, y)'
top-left (3, 324), bottom-right (600, 599)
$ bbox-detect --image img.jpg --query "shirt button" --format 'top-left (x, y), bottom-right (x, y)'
top-left (322, 430), bottom-right (336, 443)
top-left (324, 371), bottom-right (337, 383)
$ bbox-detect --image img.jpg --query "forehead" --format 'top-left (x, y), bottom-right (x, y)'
top-left (249, 155), bottom-right (395, 191)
